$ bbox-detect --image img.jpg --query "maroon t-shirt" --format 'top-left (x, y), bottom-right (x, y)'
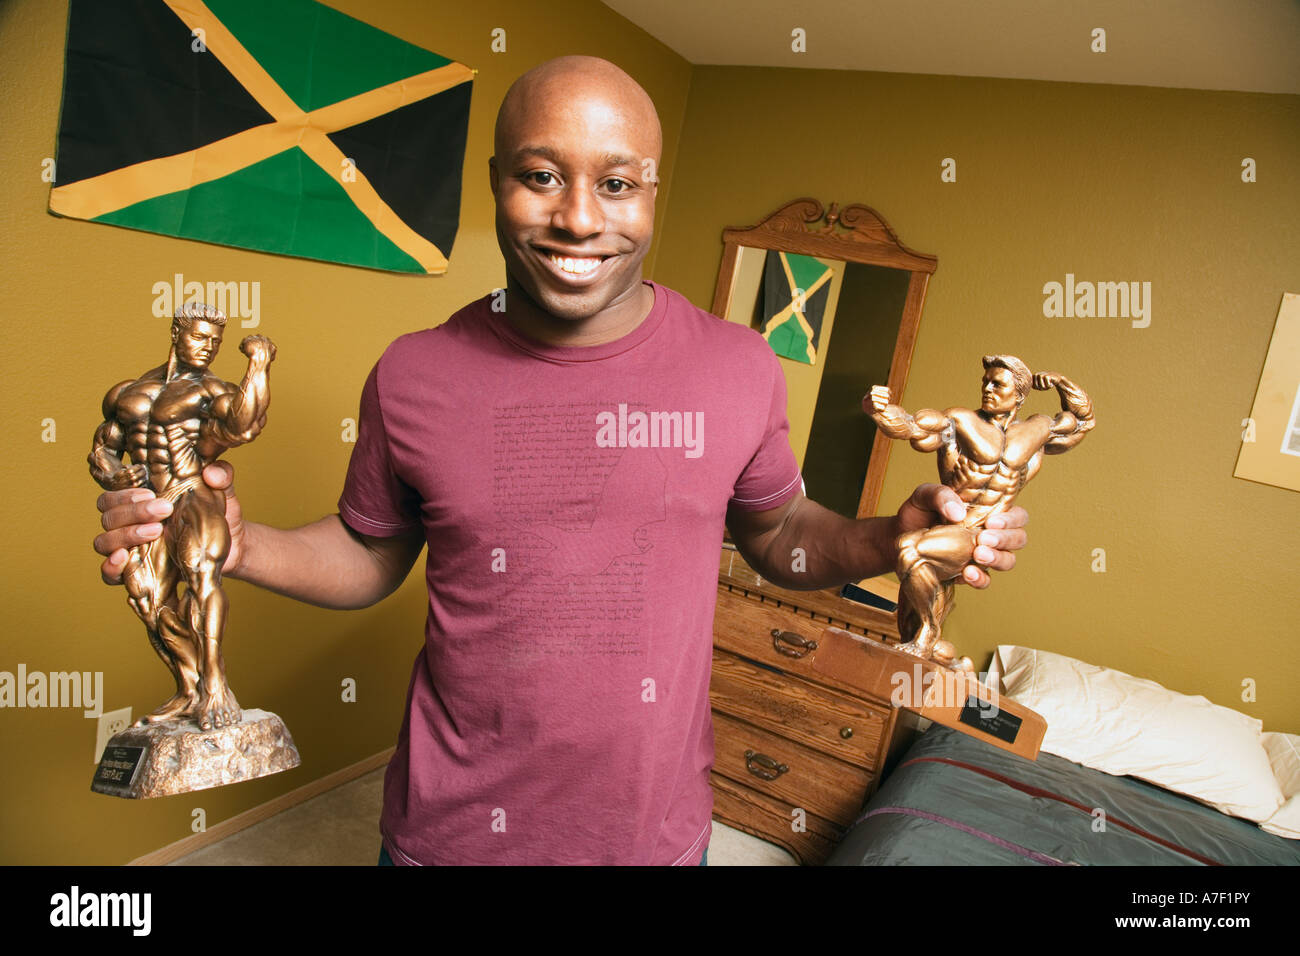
top-left (339, 280), bottom-right (802, 865)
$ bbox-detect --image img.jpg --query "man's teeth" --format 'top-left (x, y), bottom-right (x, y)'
top-left (549, 253), bottom-right (603, 275)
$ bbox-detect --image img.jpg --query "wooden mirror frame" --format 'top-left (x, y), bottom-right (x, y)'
top-left (710, 198), bottom-right (938, 518)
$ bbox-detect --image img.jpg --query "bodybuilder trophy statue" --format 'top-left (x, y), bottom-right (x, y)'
top-left (867, 355), bottom-right (1095, 673)
top-left (87, 303), bottom-right (300, 798)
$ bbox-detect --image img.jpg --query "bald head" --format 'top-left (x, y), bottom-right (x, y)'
top-left (488, 56), bottom-right (664, 327)
top-left (494, 56), bottom-right (661, 163)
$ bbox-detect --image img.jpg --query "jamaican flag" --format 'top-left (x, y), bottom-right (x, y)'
top-left (49, 0), bottom-right (473, 274)
top-left (761, 250), bottom-right (833, 364)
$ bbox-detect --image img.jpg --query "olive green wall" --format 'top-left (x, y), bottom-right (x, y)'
top-left (0, 0), bottom-right (690, 864)
top-left (653, 66), bottom-right (1300, 733)
top-left (4, 4), bottom-right (1296, 867)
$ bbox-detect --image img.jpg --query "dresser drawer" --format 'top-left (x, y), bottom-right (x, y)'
top-left (712, 710), bottom-right (873, 826)
top-left (713, 586), bottom-right (899, 692)
top-left (717, 548), bottom-right (899, 638)
top-left (710, 651), bottom-right (889, 771)
top-left (710, 771), bottom-right (842, 866)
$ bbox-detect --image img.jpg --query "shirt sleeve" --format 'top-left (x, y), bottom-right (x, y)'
top-left (728, 347), bottom-right (804, 513)
top-left (337, 363), bottom-right (422, 537)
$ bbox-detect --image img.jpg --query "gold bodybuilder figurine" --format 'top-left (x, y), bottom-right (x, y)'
top-left (90, 304), bottom-right (276, 731)
top-left (867, 355), bottom-right (1094, 671)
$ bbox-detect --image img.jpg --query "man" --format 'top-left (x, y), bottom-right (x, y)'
top-left (89, 303), bottom-right (275, 731)
top-left (95, 56), bottom-right (1027, 865)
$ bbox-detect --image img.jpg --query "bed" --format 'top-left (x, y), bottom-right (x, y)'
top-left (826, 723), bottom-right (1300, 866)
top-left (825, 644), bottom-right (1300, 866)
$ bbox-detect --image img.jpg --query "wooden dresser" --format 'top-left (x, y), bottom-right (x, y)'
top-left (708, 543), bottom-right (918, 865)
top-left (708, 543), bottom-right (1047, 864)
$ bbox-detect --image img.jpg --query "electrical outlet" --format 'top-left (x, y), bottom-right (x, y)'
top-left (94, 707), bottom-right (132, 763)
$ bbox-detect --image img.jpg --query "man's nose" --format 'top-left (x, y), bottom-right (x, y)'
top-left (551, 183), bottom-right (603, 238)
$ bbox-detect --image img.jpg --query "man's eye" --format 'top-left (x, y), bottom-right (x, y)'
top-left (527, 171), bottom-right (556, 186)
top-left (604, 178), bottom-right (633, 194)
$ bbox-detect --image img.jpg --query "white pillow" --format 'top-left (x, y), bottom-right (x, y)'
top-left (988, 645), bottom-right (1284, 823)
top-left (1259, 732), bottom-right (1300, 839)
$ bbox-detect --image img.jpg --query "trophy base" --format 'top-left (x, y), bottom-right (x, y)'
top-left (808, 630), bottom-right (1049, 760)
top-left (91, 708), bottom-right (300, 799)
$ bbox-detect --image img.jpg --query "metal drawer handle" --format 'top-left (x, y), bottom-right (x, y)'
top-left (744, 750), bottom-right (789, 781)
top-left (771, 628), bottom-right (818, 658)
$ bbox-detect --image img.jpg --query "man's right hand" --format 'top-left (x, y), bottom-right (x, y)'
top-left (95, 461), bottom-right (244, 585)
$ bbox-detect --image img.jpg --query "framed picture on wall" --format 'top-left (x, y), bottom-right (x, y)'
top-left (1235, 293), bottom-right (1300, 493)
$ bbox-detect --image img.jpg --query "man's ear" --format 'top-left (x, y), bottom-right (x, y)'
top-left (488, 156), bottom-right (499, 196)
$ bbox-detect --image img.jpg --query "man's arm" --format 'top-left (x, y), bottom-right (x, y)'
top-left (95, 461), bottom-right (424, 610)
top-left (726, 484), bottom-right (1027, 591)
top-left (234, 515), bottom-right (424, 610)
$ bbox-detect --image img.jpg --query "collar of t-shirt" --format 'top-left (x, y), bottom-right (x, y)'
top-left (483, 279), bottom-right (669, 365)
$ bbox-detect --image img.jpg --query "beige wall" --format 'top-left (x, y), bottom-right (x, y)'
top-left (0, 0), bottom-right (690, 865)
top-left (654, 66), bottom-right (1300, 732)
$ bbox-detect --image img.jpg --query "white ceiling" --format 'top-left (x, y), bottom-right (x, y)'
top-left (600, 0), bottom-right (1300, 94)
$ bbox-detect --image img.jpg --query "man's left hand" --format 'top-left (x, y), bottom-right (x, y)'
top-left (893, 483), bottom-right (1028, 589)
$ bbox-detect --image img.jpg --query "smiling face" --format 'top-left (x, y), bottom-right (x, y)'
top-left (489, 57), bottom-right (661, 327)
top-left (171, 319), bottom-right (223, 369)
top-left (981, 366), bottom-right (1020, 414)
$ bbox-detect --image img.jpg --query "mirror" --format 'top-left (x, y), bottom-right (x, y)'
top-left (710, 198), bottom-right (937, 518)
